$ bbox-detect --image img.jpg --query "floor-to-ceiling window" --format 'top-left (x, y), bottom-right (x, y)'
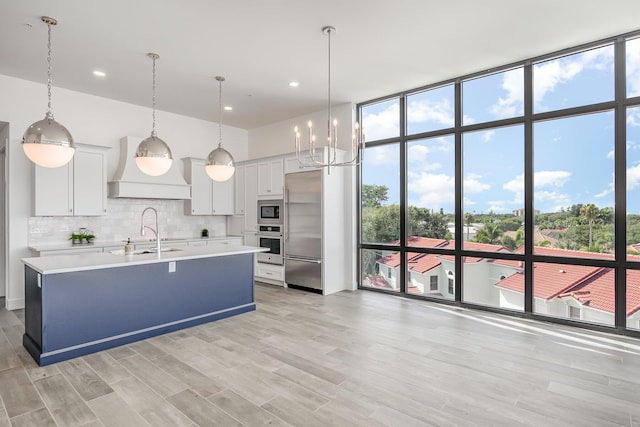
top-left (358, 31), bottom-right (640, 336)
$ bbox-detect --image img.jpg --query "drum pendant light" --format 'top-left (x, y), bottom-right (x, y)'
top-left (22, 16), bottom-right (75, 168)
top-left (135, 53), bottom-right (173, 176)
top-left (205, 76), bottom-right (235, 182)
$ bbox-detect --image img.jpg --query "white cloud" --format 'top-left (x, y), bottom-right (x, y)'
top-left (481, 130), bottom-right (495, 142)
top-left (407, 98), bottom-right (454, 128)
top-left (534, 170), bottom-right (571, 188)
top-left (628, 39), bottom-right (640, 96)
top-left (627, 108), bottom-right (640, 127)
top-left (490, 68), bottom-right (524, 119)
top-left (503, 173), bottom-right (524, 204)
top-left (362, 102), bottom-right (399, 141)
top-left (407, 172), bottom-right (454, 208)
top-left (534, 47), bottom-right (613, 110)
top-left (464, 173), bottom-right (491, 193)
top-left (535, 190), bottom-right (571, 209)
top-left (486, 200), bottom-right (509, 213)
top-left (365, 144), bottom-right (398, 166)
top-left (408, 137), bottom-right (453, 164)
top-left (628, 163), bottom-right (640, 190)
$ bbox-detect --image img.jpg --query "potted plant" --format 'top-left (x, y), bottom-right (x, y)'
top-left (201, 228), bottom-right (209, 238)
top-left (69, 233), bottom-right (83, 244)
top-left (84, 234), bottom-right (95, 244)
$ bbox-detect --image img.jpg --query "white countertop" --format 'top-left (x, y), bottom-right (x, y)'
top-left (28, 235), bottom-right (243, 252)
top-left (22, 244), bottom-right (267, 275)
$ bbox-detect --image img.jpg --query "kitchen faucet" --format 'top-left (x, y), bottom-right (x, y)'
top-left (140, 207), bottom-right (161, 254)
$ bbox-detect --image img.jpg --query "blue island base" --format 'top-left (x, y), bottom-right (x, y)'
top-left (23, 253), bottom-right (256, 366)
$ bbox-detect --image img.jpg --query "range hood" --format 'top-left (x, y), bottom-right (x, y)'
top-left (108, 136), bottom-right (191, 199)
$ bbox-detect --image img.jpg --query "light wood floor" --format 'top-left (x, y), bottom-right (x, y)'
top-left (1, 284), bottom-right (640, 427)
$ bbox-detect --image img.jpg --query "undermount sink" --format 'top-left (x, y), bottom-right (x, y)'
top-left (110, 248), bottom-right (184, 255)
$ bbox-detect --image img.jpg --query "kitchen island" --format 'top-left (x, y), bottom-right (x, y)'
top-left (22, 244), bottom-right (265, 366)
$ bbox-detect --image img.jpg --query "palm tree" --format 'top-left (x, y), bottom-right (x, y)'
top-left (464, 212), bottom-right (474, 241)
top-left (580, 203), bottom-right (599, 249)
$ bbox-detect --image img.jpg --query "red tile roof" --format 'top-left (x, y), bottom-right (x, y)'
top-left (364, 275), bottom-right (392, 289)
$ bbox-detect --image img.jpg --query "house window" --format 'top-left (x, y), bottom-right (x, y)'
top-left (430, 275), bottom-right (438, 291)
top-left (569, 306), bottom-right (581, 320)
top-left (448, 278), bottom-right (454, 294)
top-left (387, 268), bottom-right (392, 279)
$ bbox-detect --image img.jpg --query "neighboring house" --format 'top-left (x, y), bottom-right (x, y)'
top-left (366, 238), bottom-right (640, 327)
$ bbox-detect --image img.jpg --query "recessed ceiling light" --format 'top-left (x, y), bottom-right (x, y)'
top-left (289, 81), bottom-right (299, 87)
top-left (93, 70), bottom-right (106, 77)
top-left (224, 106), bottom-right (233, 111)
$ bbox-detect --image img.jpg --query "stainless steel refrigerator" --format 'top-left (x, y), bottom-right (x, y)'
top-left (284, 170), bottom-right (322, 291)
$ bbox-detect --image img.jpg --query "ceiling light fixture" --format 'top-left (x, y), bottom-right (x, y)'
top-left (289, 81), bottom-right (299, 87)
top-left (205, 76), bottom-right (235, 182)
top-left (22, 16), bottom-right (75, 168)
top-left (93, 70), bottom-right (106, 77)
top-left (294, 26), bottom-right (364, 173)
top-left (135, 53), bottom-right (173, 176)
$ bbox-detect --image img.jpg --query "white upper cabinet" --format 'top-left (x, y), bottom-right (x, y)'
top-left (183, 158), bottom-right (234, 216)
top-left (33, 144), bottom-right (109, 216)
top-left (257, 159), bottom-right (284, 197)
top-left (234, 164), bottom-right (246, 215)
top-left (244, 163), bottom-right (258, 231)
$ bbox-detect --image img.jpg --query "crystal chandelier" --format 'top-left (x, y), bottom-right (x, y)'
top-left (22, 16), bottom-right (75, 168)
top-left (136, 53), bottom-right (173, 176)
top-left (206, 76), bottom-right (235, 182)
top-left (294, 26), bottom-right (364, 172)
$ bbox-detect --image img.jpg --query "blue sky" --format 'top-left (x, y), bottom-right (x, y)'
top-left (362, 40), bottom-right (640, 215)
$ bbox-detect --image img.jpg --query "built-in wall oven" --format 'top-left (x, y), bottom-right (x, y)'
top-left (257, 225), bottom-right (283, 265)
top-left (257, 199), bottom-right (284, 265)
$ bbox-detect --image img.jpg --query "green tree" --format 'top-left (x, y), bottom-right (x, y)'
top-left (580, 203), bottom-right (599, 249)
top-left (464, 212), bottom-right (474, 240)
top-left (475, 221), bottom-right (503, 244)
top-left (362, 184), bottom-right (389, 208)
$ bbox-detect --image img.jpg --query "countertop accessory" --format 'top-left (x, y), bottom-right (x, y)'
top-left (135, 53), bottom-right (173, 176)
top-left (70, 229), bottom-right (95, 245)
top-left (205, 76), bottom-right (235, 182)
top-left (124, 238), bottom-right (134, 256)
top-left (22, 16), bottom-right (75, 168)
top-left (293, 25), bottom-right (365, 173)
top-left (201, 228), bottom-right (209, 238)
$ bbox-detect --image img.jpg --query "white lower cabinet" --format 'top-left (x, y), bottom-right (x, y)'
top-left (255, 262), bottom-right (284, 285)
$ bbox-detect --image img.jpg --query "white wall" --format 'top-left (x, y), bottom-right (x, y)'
top-left (0, 74), bottom-right (248, 310)
top-left (248, 102), bottom-right (355, 159)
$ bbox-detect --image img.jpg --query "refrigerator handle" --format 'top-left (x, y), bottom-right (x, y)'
top-left (285, 187), bottom-right (290, 242)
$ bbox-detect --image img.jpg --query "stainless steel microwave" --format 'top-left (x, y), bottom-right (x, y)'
top-left (257, 199), bottom-right (283, 224)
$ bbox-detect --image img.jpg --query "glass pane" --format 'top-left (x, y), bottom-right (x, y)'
top-left (361, 144), bottom-right (400, 245)
top-left (533, 45), bottom-right (614, 113)
top-left (463, 68), bottom-right (524, 125)
top-left (407, 251), bottom-right (455, 299)
top-left (361, 98), bottom-right (400, 141)
top-left (407, 85), bottom-right (454, 134)
top-left (407, 136), bottom-right (454, 248)
top-left (533, 262), bottom-right (614, 326)
top-left (626, 37), bottom-right (640, 98)
top-left (462, 125), bottom-right (524, 251)
top-left (361, 248), bottom-right (400, 292)
top-left (465, 256), bottom-right (524, 311)
top-left (627, 106), bottom-right (640, 260)
top-left (533, 111), bottom-right (614, 259)
top-left (627, 270), bottom-right (640, 330)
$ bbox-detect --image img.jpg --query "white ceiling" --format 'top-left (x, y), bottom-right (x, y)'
top-left (2, 1), bottom-right (640, 130)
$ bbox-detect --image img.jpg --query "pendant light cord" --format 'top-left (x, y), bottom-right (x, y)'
top-left (217, 76), bottom-right (224, 148)
top-left (151, 55), bottom-right (157, 137)
top-left (327, 27), bottom-right (331, 142)
top-left (46, 22), bottom-right (53, 119)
